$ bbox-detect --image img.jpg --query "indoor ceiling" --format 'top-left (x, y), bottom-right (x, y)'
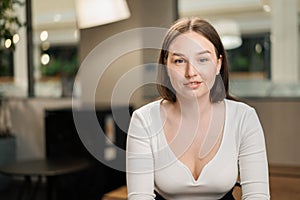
top-left (31, 0), bottom-right (300, 43)
top-left (32, 0), bottom-right (77, 30)
top-left (178, 0), bottom-right (300, 34)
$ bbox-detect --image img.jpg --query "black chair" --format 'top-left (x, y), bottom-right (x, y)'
top-left (44, 105), bottom-right (133, 200)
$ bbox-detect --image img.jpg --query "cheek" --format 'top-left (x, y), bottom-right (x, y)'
top-left (199, 67), bottom-right (217, 89)
top-left (192, 59), bottom-right (218, 78)
top-left (206, 75), bottom-right (217, 89)
top-left (167, 68), bottom-right (181, 83)
top-left (197, 65), bottom-right (217, 78)
top-left (167, 67), bottom-right (185, 89)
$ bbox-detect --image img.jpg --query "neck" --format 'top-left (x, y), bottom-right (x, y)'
top-left (174, 94), bottom-right (212, 118)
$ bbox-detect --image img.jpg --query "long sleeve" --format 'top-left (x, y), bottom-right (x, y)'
top-left (126, 111), bottom-right (156, 200)
top-left (238, 108), bottom-right (270, 199)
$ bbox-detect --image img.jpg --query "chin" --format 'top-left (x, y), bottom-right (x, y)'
top-left (178, 91), bottom-right (208, 100)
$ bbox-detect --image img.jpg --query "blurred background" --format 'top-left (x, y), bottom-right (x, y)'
top-left (0, 0), bottom-right (299, 199)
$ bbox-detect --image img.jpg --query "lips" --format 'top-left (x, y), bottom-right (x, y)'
top-left (184, 81), bottom-right (202, 89)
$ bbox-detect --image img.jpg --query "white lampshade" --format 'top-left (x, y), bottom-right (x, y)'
top-left (75, 0), bottom-right (131, 29)
top-left (213, 20), bottom-right (242, 50)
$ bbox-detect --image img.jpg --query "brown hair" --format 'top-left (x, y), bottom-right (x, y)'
top-left (157, 17), bottom-right (235, 103)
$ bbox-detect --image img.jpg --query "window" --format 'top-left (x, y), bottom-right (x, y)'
top-left (40, 45), bottom-right (78, 78)
top-left (0, 48), bottom-right (14, 78)
top-left (227, 33), bottom-right (271, 80)
top-left (36, 45), bottom-right (79, 97)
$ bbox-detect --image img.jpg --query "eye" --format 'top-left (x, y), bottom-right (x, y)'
top-left (172, 58), bottom-right (187, 66)
top-left (175, 59), bottom-right (185, 64)
top-left (199, 57), bottom-right (209, 63)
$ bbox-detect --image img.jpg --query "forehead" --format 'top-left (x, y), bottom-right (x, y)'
top-left (168, 31), bottom-right (215, 55)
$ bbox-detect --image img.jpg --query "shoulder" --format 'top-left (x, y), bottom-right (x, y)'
top-left (225, 98), bottom-right (255, 114)
top-left (134, 100), bottom-right (161, 115)
top-left (129, 100), bottom-right (162, 136)
top-left (131, 100), bottom-right (161, 122)
top-left (224, 99), bottom-right (259, 126)
top-left (225, 99), bottom-right (262, 132)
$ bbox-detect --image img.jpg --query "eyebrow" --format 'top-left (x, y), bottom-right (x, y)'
top-left (170, 50), bottom-right (211, 57)
top-left (197, 50), bottom-right (212, 55)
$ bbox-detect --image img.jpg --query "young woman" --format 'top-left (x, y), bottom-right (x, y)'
top-left (126, 17), bottom-right (270, 200)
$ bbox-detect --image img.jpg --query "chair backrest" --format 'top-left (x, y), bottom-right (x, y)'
top-left (44, 106), bottom-right (133, 160)
top-left (45, 108), bottom-right (88, 159)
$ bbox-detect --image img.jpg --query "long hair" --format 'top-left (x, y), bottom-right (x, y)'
top-left (157, 17), bottom-right (236, 103)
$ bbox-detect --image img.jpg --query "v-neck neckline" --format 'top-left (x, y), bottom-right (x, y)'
top-left (157, 99), bottom-right (228, 183)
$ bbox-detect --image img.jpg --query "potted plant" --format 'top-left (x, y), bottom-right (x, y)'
top-left (0, 0), bottom-right (24, 49)
top-left (0, 0), bottom-right (24, 79)
top-left (0, 0), bottom-right (22, 190)
top-left (40, 56), bottom-right (79, 96)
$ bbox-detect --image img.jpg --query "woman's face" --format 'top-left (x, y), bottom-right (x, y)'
top-left (166, 31), bottom-right (222, 100)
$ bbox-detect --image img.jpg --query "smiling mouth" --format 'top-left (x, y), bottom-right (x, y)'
top-left (184, 81), bottom-right (202, 85)
top-left (184, 81), bottom-right (202, 89)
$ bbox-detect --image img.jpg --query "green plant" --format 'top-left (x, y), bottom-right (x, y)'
top-left (0, 0), bottom-right (24, 50)
top-left (60, 56), bottom-right (79, 77)
top-left (41, 56), bottom-right (79, 77)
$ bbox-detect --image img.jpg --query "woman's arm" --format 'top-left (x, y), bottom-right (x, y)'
top-left (238, 108), bottom-right (270, 199)
top-left (126, 111), bottom-right (156, 200)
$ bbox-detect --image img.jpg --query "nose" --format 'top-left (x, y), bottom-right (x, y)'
top-left (185, 62), bottom-right (198, 78)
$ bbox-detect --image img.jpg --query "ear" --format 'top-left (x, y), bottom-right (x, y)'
top-left (216, 55), bottom-right (222, 75)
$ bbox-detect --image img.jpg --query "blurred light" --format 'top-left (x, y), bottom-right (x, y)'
top-left (41, 42), bottom-right (50, 51)
top-left (75, 0), bottom-right (131, 29)
top-left (214, 20), bottom-right (242, 50)
top-left (74, 30), bottom-right (79, 39)
top-left (221, 36), bottom-right (242, 50)
top-left (263, 5), bottom-right (271, 12)
top-left (53, 14), bottom-right (62, 22)
top-left (41, 54), bottom-right (50, 65)
top-left (40, 31), bottom-right (48, 41)
top-left (255, 43), bottom-right (262, 54)
top-left (13, 34), bottom-right (20, 44)
top-left (4, 39), bottom-right (12, 48)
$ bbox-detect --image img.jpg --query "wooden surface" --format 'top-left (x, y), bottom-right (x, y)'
top-left (102, 186), bottom-right (127, 200)
top-left (269, 164), bottom-right (300, 177)
top-left (270, 176), bottom-right (300, 200)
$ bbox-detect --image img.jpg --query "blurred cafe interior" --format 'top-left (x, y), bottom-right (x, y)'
top-left (0, 0), bottom-right (299, 199)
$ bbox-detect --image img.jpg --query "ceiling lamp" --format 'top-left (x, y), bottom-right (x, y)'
top-left (75, 0), bottom-right (131, 29)
top-left (214, 20), bottom-right (242, 50)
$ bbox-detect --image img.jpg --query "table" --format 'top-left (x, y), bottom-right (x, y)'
top-left (0, 158), bottom-right (91, 200)
top-left (102, 185), bottom-right (127, 200)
